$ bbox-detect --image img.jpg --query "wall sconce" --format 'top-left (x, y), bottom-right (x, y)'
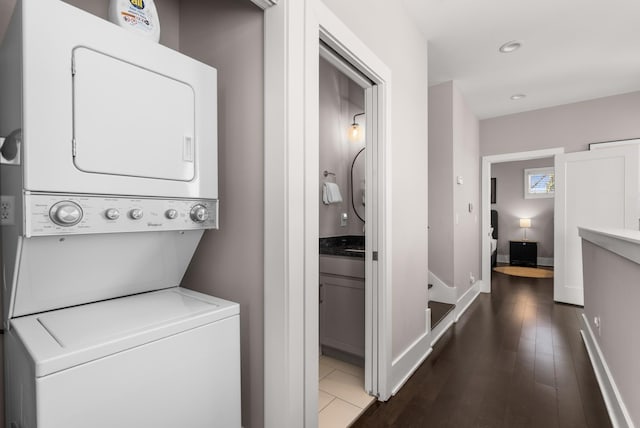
top-left (348, 112), bottom-right (365, 143)
top-left (519, 218), bottom-right (531, 240)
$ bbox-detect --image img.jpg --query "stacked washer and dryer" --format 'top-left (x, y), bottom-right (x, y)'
top-left (0, 1), bottom-right (241, 427)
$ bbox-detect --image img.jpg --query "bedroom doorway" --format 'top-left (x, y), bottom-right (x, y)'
top-left (481, 148), bottom-right (564, 294)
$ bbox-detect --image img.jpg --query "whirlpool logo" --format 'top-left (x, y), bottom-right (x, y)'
top-left (130, 0), bottom-right (145, 9)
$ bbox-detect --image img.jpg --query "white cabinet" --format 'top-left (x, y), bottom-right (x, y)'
top-left (319, 256), bottom-right (365, 357)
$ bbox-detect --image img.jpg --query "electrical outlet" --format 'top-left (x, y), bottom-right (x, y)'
top-left (593, 316), bottom-right (601, 336)
top-left (469, 272), bottom-right (475, 284)
top-left (340, 212), bottom-right (348, 227)
top-left (1, 195), bottom-right (15, 225)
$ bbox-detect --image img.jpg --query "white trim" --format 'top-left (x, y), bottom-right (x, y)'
top-left (263, 1), bottom-right (306, 426)
top-left (537, 257), bottom-right (554, 266)
top-left (580, 314), bottom-right (634, 428)
top-left (427, 271), bottom-right (456, 304)
top-left (579, 227), bottom-right (640, 265)
top-left (430, 316), bottom-right (454, 347)
top-left (455, 282), bottom-right (480, 322)
top-left (481, 147), bottom-right (564, 294)
top-left (390, 308), bottom-right (432, 395)
top-left (589, 138), bottom-right (640, 151)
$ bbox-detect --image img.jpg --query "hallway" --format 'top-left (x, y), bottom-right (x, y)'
top-left (352, 271), bottom-right (611, 427)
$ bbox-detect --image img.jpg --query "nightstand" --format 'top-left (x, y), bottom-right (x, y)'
top-left (509, 240), bottom-right (537, 267)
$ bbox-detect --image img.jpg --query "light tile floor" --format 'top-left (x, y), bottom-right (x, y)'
top-left (318, 356), bottom-right (375, 428)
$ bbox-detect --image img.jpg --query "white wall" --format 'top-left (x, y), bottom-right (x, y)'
top-left (321, 0), bottom-right (429, 359)
top-left (428, 82), bottom-right (480, 294)
top-left (452, 83), bottom-right (480, 293)
top-left (492, 158), bottom-right (554, 259)
top-left (319, 57), bottom-right (366, 237)
top-left (480, 91), bottom-right (640, 156)
top-left (428, 82), bottom-right (454, 286)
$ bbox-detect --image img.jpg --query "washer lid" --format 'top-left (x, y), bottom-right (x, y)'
top-left (10, 288), bottom-right (239, 377)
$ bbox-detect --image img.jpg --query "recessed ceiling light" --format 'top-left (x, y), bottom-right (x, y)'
top-left (510, 94), bottom-right (526, 100)
top-left (499, 40), bottom-right (522, 53)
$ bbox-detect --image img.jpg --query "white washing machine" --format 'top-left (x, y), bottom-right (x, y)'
top-left (0, 1), bottom-right (240, 427)
top-left (6, 288), bottom-right (241, 428)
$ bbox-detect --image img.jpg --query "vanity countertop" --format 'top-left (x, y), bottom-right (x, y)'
top-left (319, 235), bottom-right (365, 259)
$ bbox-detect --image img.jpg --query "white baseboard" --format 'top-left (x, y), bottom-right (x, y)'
top-left (391, 282), bottom-right (481, 397)
top-left (580, 313), bottom-right (634, 428)
top-left (390, 308), bottom-right (432, 395)
top-left (455, 281), bottom-right (481, 322)
top-left (428, 271), bottom-right (456, 304)
top-left (430, 312), bottom-right (454, 347)
top-left (537, 257), bottom-right (554, 266)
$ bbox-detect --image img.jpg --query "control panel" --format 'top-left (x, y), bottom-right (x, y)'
top-left (24, 192), bottom-right (218, 237)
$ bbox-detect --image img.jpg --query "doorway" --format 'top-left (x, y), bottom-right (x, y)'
top-left (263, 3), bottom-right (393, 426)
top-left (481, 148), bottom-right (564, 294)
top-left (317, 47), bottom-right (375, 426)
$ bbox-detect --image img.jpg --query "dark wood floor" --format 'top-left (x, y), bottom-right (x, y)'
top-left (353, 270), bottom-right (611, 428)
top-left (428, 301), bottom-right (456, 329)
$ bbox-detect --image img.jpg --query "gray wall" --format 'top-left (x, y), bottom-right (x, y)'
top-left (582, 240), bottom-right (640, 426)
top-left (177, 1), bottom-right (264, 428)
top-left (319, 57), bottom-right (366, 238)
top-left (452, 83), bottom-right (480, 293)
top-left (480, 91), bottom-right (640, 156)
top-left (428, 82), bottom-right (454, 286)
top-left (492, 158), bottom-right (554, 261)
top-left (428, 81), bottom-right (481, 294)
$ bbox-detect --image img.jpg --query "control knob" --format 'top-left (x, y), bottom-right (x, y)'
top-left (49, 201), bottom-right (83, 226)
top-left (105, 208), bottom-right (120, 220)
top-left (129, 208), bottom-right (144, 220)
top-left (190, 204), bottom-right (209, 223)
top-left (165, 209), bottom-right (178, 220)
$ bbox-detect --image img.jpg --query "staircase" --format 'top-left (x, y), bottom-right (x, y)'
top-left (428, 283), bottom-right (456, 345)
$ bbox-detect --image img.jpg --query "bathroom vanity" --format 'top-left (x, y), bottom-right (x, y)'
top-left (319, 236), bottom-right (365, 359)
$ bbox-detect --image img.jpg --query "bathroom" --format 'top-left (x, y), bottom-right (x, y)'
top-left (317, 52), bottom-right (375, 423)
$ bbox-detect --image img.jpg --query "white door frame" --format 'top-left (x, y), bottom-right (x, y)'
top-left (264, 1), bottom-right (392, 427)
top-left (481, 148), bottom-right (564, 293)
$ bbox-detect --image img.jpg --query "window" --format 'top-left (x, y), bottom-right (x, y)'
top-left (524, 167), bottom-right (554, 199)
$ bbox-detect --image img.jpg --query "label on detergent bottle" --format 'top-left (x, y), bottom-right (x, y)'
top-left (108, 0), bottom-right (161, 43)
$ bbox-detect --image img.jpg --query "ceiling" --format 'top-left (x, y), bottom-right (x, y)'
top-left (402, 0), bottom-right (640, 119)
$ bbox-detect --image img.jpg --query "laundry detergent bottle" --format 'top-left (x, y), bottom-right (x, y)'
top-left (108, 0), bottom-right (161, 42)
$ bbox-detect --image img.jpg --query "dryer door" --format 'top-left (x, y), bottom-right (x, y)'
top-left (72, 47), bottom-right (195, 181)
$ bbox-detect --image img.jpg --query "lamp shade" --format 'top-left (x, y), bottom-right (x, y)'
top-left (519, 218), bottom-right (531, 228)
top-left (348, 123), bottom-right (362, 142)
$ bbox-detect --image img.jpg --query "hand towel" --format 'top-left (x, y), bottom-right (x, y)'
top-left (322, 182), bottom-right (343, 205)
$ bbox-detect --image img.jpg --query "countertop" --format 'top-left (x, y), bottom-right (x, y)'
top-left (319, 235), bottom-right (365, 259)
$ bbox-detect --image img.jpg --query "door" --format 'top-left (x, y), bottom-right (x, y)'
top-left (554, 146), bottom-right (639, 305)
top-left (73, 47), bottom-right (196, 181)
